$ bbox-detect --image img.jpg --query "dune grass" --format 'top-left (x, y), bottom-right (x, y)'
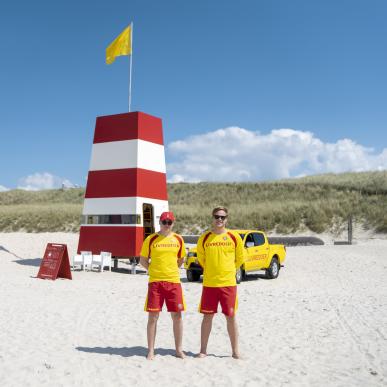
top-left (0, 204), bottom-right (81, 232)
top-left (0, 171), bottom-right (386, 234)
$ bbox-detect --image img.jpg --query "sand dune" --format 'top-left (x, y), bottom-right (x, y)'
top-left (0, 232), bottom-right (386, 386)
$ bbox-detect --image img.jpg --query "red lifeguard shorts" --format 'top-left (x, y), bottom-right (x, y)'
top-left (199, 286), bottom-right (238, 317)
top-left (144, 281), bottom-right (185, 312)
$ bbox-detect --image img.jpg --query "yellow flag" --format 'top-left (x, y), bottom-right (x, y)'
top-left (106, 25), bottom-right (132, 65)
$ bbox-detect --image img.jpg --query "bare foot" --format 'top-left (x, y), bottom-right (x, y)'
top-left (232, 352), bottom-right (242, 359)
top-left (146, 352), bottom-right (155, 360)
top-left (176, 351), bottom-right (186, 359)
top-left (196, 352), bottom-right (207, 358)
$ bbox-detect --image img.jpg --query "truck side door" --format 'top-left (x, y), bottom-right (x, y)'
top-left (252, 232), bottom-right (269, 270)
top-left (243, 233), bottom-right (257, 271)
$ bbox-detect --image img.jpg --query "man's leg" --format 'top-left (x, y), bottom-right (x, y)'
top-left (226, 315), bottom-right (241, 359)
top-left (171, 312), bottom-right (185, 358)
top-left (198, 313), bottom-right (215, 357)
top-left (147, 312), bottom-right (159, 360)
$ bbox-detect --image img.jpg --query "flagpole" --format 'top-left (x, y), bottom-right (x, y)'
top-left (129, 22), bottom-right (133, 112)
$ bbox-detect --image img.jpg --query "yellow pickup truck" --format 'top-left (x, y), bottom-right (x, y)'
top-left (184, 230), bottom-right (286, 283)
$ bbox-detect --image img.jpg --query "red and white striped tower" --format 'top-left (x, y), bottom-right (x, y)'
top-left (77, 111), bottom-right (169, 257)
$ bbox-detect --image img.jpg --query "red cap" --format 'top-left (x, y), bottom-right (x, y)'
top-left (160, 211), bottom-right (175, 221)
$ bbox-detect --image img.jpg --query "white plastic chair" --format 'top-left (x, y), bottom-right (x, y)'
top-left (91, 251), bottom-right (112, 272)
top-left (72, 251), bottom-right (92, 271)
top-left (81, 251), bottom-right (93, 271)
top-left (72, 254), bottom-right (83, 271)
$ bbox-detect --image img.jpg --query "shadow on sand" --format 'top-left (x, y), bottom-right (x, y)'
top-left (180, 273), bottom-right (270, 283)
top-left (0, 245), bottom-right (22, 259)
top-left (110, 267), bottom-right (148, 275)
top-left (242, 273), bottom-right (269, 281)
top-left (76, 346), bottom-right (198, 358)
top-left (13, 258), bottom-right (42, 267)
top-left (180, 277), bottom-right (203, 284)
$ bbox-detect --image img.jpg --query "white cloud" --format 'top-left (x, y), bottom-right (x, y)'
top-left (17, 172), bottom-right (75, 191)
top-left (0, 185), bottom-right (9, 192)
top-left (166, 127), bottom-right (387, 182)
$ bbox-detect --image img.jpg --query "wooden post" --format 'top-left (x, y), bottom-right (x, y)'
top-left (348, 215), bottom-right (353, 245)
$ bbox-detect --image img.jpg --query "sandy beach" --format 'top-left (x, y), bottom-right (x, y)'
top-left (0, 232), bottom-right (386, 387)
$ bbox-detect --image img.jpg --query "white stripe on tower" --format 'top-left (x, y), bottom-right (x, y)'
top-left (82, 197), bottom-right (168, 216)
top-left (89, 139), bottom-right (166, 173)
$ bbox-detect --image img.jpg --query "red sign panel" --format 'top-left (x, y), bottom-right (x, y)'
top-left (37, 243), bottom-right (72, 280)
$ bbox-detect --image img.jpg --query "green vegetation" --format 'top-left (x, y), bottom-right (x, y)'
top-left (0, 188), bottom-right (84, 232)
top-left (169, 171), bottom-right (387, 234)
top-left (0, 171), bottom-right (386, 234)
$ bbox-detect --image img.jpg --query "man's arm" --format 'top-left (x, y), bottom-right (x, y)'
top-left (234, 233), bottom-right (245, 269)
top-left (175, 234), bottom-right (186, 268)
top-left (140, 255), bottom-right (150, 270)
top-left (177, 257), bottom-right (184, 267)
top-left (139, 234), bottom-right (152, 270)
top-left (197, 234), bottom-right (205, 268)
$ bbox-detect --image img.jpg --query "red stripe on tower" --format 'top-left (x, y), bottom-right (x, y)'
top-left (93, 112), bottom-right (164, 145)
top-left (78, 226), bottom-right (145, 257)
top-left (85, 168), bottom-right (168, 200)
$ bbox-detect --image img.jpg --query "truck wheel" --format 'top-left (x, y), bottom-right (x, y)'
top-left (187, 269), bottom-right (200, 282)
top-left (236, 268), bottom-right (243, 284)
top-left (265, 257), bottom-right (280, 279)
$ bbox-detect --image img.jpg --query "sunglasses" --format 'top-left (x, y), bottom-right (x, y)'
top-left (213, 215), bottom-right (227, 220)
top-left (161, 220), bottom-right (173, 225)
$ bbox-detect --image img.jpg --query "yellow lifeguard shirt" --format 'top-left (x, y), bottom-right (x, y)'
top-left (140, 233), bottom-right (185, 283)
top-left (197, 230), bottom-right (245, 287)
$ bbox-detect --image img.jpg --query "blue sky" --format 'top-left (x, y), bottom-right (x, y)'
top-left (1, 0), bottom-right (386, 189)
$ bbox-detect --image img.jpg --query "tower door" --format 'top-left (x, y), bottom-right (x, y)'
top-left (142, 203), bottom-right (155, 240)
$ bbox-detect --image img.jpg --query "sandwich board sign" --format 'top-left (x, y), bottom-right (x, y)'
top-left (37, 243), bottom-right (72, 280)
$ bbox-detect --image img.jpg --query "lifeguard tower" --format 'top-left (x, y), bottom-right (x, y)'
top-left (77, 111), bottom-right (168, 260)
